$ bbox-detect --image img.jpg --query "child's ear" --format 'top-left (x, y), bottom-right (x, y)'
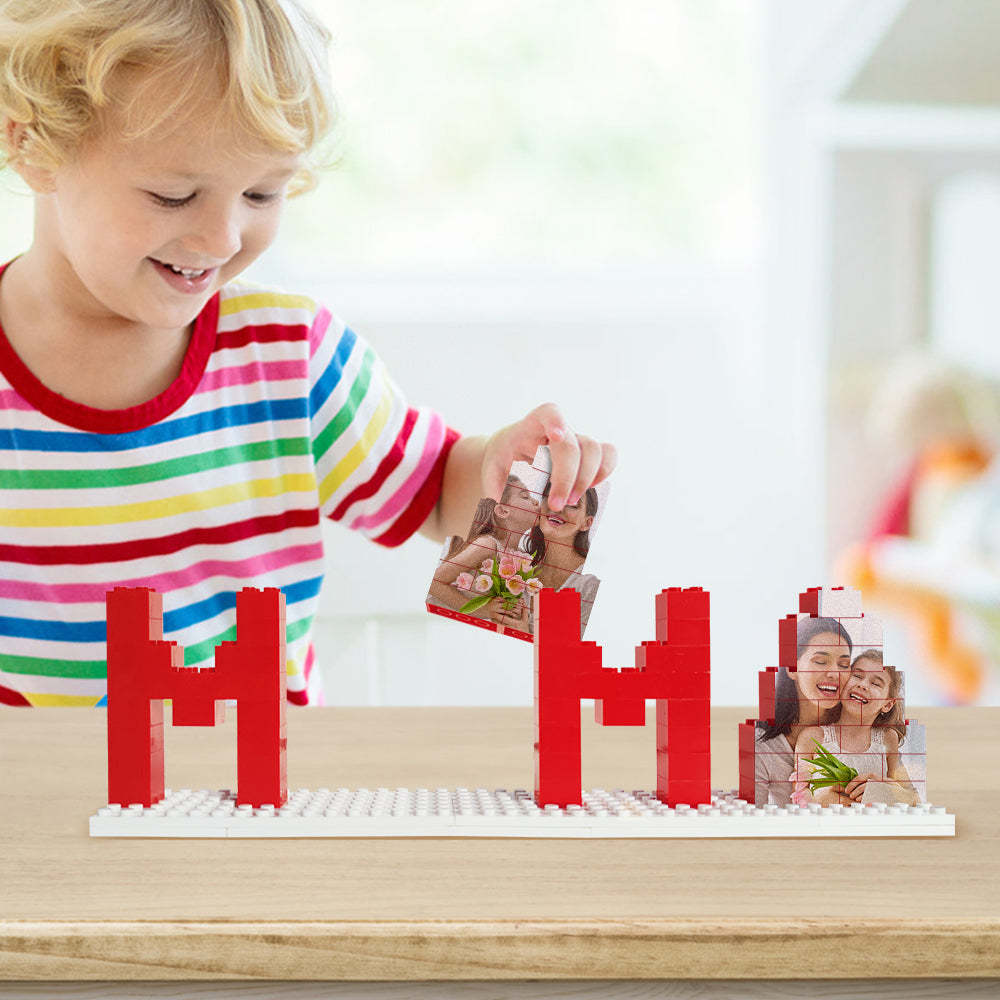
top-left (4, 120), bottom-right (57, 194)
top-left (494, 504), bottom-right (510, 520)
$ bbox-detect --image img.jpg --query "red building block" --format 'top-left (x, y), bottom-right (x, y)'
top-left (534, 586), bottom-right (711, 809)
top-left (798, 587), bottom-right (822, 616)
top-left (105, 586), bottom-right (286, 809)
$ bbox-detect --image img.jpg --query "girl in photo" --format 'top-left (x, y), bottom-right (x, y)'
top-left (426, 474), bottom-right (540, 618)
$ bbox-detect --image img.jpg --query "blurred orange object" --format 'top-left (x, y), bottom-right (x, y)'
top-left (845, 543), bottom-right (984, 703)
top-left (844, 439), bottom-right (992, 704)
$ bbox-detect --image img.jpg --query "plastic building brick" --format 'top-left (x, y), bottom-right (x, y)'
top-left (799, 585), bottom-right (863, 618)
top-left (744, 586), bottom-right (932, 812)
top-left (89, 786), bottom-right (955, 838)
top-left (425, 448), bottom-right (607, 643)
top-left (534, 586), bottom-right (711, 810)
top-left (105, 586), bottom-right (286, 810)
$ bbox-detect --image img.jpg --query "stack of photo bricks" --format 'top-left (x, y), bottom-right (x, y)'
top-left (739, 585), bottom-right (935, 815)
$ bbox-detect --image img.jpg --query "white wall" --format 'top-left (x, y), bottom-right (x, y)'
top-left (277, 265), bottom-right (830, 706)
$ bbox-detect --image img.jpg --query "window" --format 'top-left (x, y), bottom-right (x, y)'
top-left (271, 0), bottom-right (762, 276)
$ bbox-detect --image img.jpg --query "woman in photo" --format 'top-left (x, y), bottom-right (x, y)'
top-left (494, 480), bottom-right (601, 635)
top-left (754, 617), bottom-right (853, 805)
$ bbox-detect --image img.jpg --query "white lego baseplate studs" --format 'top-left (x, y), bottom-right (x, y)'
top-left (89, 787), bottom-right (955, 838)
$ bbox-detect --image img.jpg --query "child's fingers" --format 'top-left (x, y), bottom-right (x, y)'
top-left (481, 403), bottom-right (567, 499)
top-left (527, 401), bottom-right (569, 445)
top-left (591, 441), bottom-right (619, 487)
top-left (481, 453), bottom-right (511, 502)
top-left (564, 436), bottom-right (604, 506)
top-left (546, 429), bottom-right (581, 511)
top-left (482, 403), bottom-right (616, 509)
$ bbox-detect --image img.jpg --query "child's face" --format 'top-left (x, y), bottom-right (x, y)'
top-left (24, 69), bottom-right (301, 334)
top-left (841, 662), bottom-right (895, 725)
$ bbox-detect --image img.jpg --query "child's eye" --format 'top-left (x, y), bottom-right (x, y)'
top-left (147, 191), bottom-right (281, 209)
top-left (149, 192), bottom-right (195, 208)
top-left (245, 191), bottom-right (280, 204)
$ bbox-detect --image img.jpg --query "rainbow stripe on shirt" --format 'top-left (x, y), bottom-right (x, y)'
top-left (0, 273), bottom-right (457, 707)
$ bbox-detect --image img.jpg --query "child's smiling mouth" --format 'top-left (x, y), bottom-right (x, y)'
top-left (148, 257), bottom-right (217, 293)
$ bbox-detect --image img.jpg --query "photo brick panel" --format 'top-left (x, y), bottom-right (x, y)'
top-left (741, 587), bottom-right (928, 809)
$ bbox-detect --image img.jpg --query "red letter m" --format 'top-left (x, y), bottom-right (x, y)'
top-left (105, 586), bottom-right (287, 809)
top-left (534, 587), bottom-right (711, 808)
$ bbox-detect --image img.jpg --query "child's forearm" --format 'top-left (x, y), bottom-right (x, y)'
top-left (420, 435), bottom-right (487, 544)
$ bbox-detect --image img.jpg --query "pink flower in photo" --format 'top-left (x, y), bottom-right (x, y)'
top-left (480, 558), bottom-right (494, 575)
top-left (505, 575), bottom-right (526, 596)
top-left (473, 574), bottom-right (493, 594)
top-left (498, 556), bottom-right (518, 579)
top-left (454, 572), bottom-right (474, 591)
top-left (525, 577), bottom-right (543, 595)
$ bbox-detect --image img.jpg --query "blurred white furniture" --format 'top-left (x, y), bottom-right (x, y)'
top-left (768, 0), bottom-right (1000, 561)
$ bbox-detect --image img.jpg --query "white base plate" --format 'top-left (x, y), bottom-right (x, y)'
top-left (88, 788), bottom-right (956, 838)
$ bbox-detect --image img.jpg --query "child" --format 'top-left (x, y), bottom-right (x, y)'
top-left (0, 0), bottom-right (616, 706)
top-left (792, 650), bottom-right (920, 806)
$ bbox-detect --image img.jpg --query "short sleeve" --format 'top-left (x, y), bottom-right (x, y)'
top-left (307, 306), bottom-right (460, 546)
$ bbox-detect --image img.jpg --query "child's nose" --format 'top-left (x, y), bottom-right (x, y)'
top-left (188, 204), bottom-right (242, 262)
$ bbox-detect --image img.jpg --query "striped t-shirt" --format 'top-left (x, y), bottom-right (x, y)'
top-left (0, 266), bottom-right (458, 706)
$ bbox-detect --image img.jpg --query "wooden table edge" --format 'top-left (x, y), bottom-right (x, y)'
top-left (2, 918), bottom-right (999, 980)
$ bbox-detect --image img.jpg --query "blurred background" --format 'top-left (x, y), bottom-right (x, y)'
top-left (4, 0), bottom-right (1000, 707)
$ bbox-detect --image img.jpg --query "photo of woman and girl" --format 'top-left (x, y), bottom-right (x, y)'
top-left (425, 456), bottom-right (606, 640)
top-left (754, 616), bottom-right (925, 807)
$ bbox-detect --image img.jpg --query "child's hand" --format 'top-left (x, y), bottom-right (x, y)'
top-left (482, 403), bottom-right (616, 511)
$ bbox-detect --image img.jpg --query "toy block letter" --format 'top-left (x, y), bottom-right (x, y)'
top-left (534, 587), bottom-right (711, 809)
top-left (105, 586), bottom-right (287, 809)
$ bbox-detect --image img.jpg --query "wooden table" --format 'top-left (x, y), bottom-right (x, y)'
top-left (1, 705), bottom-right (998, 992)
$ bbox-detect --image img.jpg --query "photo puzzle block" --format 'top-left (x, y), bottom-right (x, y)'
top-left (425, 445), bottom-right (609, 641)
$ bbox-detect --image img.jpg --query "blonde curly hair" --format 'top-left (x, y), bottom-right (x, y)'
top-left (0, 0), bottom-right (337, 196)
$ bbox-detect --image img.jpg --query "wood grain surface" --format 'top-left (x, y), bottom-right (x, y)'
top-left (0, 705), bottom-right (997, 981)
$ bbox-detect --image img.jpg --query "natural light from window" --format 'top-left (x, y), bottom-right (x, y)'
top-left (283, 0), bottom-right (763, 275)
